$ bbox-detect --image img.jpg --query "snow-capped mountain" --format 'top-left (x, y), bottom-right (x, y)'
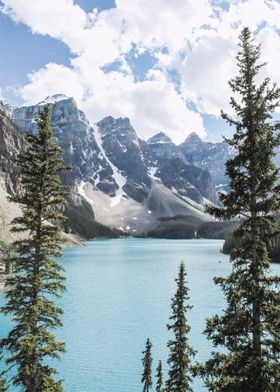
top-left (10, 95), bottom-right (218, 231)
top-left (12, 96), bottom-right (118, 194)
top-left (179, 132), bottom-right (232, 189)
top-left (95, 116), bottom-right (151, 203)
top-left (143, 132), bottom-right (216, 204)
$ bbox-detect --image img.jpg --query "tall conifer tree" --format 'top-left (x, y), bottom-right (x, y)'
top-left (165, 262), bottom-right (195, 392)
top-left (156, 360), bottom-right (164, 392)
top-left (198, 27), bottom-right (280, 391)
top-left (1, 105), bottom-right (67, 391)
top-left (0, 368), bottom-right (6, 392)
top-left (141, 338), bottom-right (153, 392)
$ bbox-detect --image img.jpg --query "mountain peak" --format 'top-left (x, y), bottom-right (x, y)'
top-left (38, 94), bottom-right (72, 105)
top-left (183, 132), bottom-right (202, 144)
top-left (148, 132), bottom-right (172, 145)
top-left (96, 116), bottom-right (138, 145)
top-left (97, 116), bottom-right (131, 129)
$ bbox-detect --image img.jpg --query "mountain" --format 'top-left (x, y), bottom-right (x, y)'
top-left (0, 101), bottom-right (26, 245)
top-left (179, 132), bottom-right (232, 189)
top-left (96, 116), bottom-right (151, 202)
top-left (0, 100), bottom-right (119, 243)
top-left (0, 100), bottom-right (25, 193)
top-left (10, 95), bottom-right (216, 232)
top-left (143, 132), bottom-right (216, 204)
top-left (12, 95), bottom-right (117, 192)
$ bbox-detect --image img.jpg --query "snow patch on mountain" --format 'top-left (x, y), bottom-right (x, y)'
top-left (77, 181), bottom-right (94, 206)
top-left (93, 124), bottom-right (127, 207)
top-left (39, 94), bottom-right (70, 105)
top-left (75, 179), bottom-right (211, 232)
top-left (117, 139), bottom-right (127, 153)
top-left (149, 167), bottom-right (160, 180)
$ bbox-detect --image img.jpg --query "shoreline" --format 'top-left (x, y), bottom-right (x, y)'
top-left (1, 237), bottom-right (278, 293)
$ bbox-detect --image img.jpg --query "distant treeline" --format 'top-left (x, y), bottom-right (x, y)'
top-left (223, 233), bottom-right (280, 263)
top-left (146, 215), bottom-right (237, 240)
top-left (145, 215), bottom-right (280, 263)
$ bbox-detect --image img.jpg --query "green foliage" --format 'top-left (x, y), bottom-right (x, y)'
top-left (0, 366), bottom-right (7, 392)
top-left (148, 216), bottom-right (200, 239)
top-left (268, 233), bottom-right (280, 263)
top-left (1, 105), bottom-right (67, 391)
top-left (141, 338), bottom-right (153, 392)
top-left (222, 232), bottom-right (243, 255)
top-left (156, 360), bottom-right (164, 392)
top-left (197, 221), bottom-right (237, 239)
top-left (198, 28), bottom-right (280, 391)
top-left (147, 215), bottom-right (237, 240)
top-left (223, 229), bottom-right (280, 263)
top-left (166, 262), bottom-right (195, 392)
top-left (148, 221), bottom-right (196, 239)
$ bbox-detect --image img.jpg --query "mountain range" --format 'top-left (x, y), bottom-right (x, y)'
top-left (1, 94), bottom-right (234, 238)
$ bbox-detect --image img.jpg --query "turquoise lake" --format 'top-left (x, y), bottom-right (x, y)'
top-left (1, 238), bottom-right (279, 391)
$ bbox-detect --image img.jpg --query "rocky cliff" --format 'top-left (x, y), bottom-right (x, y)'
top-left (179, 132), bottom-right (232, 189)
top-left (0, 100), bottom-right (118, 242)
top-left (10, 95), bottom-right (218, 231)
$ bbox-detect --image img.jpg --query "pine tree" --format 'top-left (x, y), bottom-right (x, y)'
top-left (0, 367), bottom-right (7, 392)
top-left (1, 105), bottom-right (67, 391)
top-left (0, 380), bottom-right (6, 392)
top-left (165, 262), bottom-right (195, 392)
top-left (141, 338), bottom-right (153, 392)
top-left (198, 27), bottom-right (280, 391)
top-left (156, 360), bottom-right (164, 392)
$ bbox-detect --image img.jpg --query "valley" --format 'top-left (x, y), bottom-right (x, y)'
top-left (0, 94), bottom-right (231, 241)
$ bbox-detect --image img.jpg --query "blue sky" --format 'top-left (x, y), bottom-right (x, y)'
top-left (0, 0), bottom-right (279, 143)
top-left (0, 13), bottom-right (71, 88)
top-left (75, 0), bottom-right (116, 12)
top-left (0, 1), bottom-right (115, 95)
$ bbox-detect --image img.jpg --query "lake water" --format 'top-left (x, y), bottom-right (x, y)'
top-left (0, 238), bottom-right (279, 391)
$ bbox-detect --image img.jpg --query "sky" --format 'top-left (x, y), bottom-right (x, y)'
top-left (0, 0), bottom-right (279, 144)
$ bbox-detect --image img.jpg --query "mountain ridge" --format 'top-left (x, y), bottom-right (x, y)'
top-left (7, 95), bottom-right (220, 232)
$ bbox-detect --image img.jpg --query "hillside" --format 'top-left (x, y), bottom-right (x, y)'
top-left (0, 103), bottom-right (121, 244)
top-left (11, 95), bottom-right (215, 232)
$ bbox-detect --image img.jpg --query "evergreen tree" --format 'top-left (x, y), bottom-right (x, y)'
top-left (1, 105), bottom-right (67, 391)
top-left (156, 360), bottom-right (164, 392)
top-left (0, 366), bottom-right (7, 392)
top-left (0, 380), bottom-right (6, 392)
top-left (198, 27), bottom-right (280, 391)
top-left (165, 262), bottom-right (195, 392)
top-left (141, 338), bottom-right (153, 392)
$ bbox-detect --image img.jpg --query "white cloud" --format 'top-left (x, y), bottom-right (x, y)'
top-left (20, 62), bottom-right (205, 144)
top-left (257, 27), bottom-right (280, 85)
top-left (88, 69), bottom-right (206, 144)
top-left (1, 0), bottom-right (89, 53)
top-left (215, 0), bottom-right (280, 37)
top-left (180, 35), bottom-right (237, 116)
top-left (20, 63), bottom-right (84, 104)
top-left (113, 0), bottom-right (214, 54)
top-left (1, 0), bottom-right (280, 142)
